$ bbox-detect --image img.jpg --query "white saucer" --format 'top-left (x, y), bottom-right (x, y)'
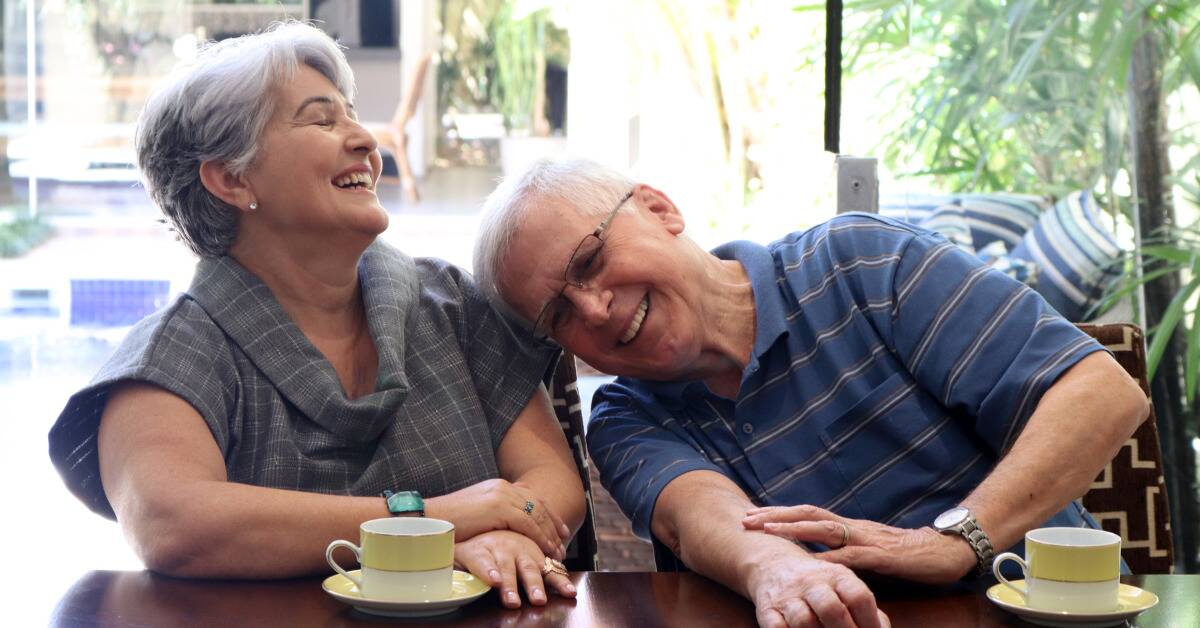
top-left (986, 580), bottom-right (1159, 627)
top-left (322, 569), bottom-right (491, 618)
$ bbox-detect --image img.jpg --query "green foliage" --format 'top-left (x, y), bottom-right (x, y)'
top-left (826, 0), bottom-right (1200, 203)
top-left (1098, 224), bottom-right (1200, 408)
top-left (491, 4), bottom-right (545, 132)
top-left (830, 1), bottom-right (1200, 391)
top-left (0, 213), bottom-right (53, 258)
top-left (436, 1), bottom-right (567, 133)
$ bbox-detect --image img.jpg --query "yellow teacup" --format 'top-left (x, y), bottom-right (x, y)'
top-left (993, 527), bottom-right (1121, 613)
top-left (326, 517), bottom-right (455, 602)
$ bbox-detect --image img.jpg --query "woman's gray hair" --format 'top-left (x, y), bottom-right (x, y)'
top-left (135, 20), bottom-right (355, 257)
top-left (473, 158), bottom-right (635, 324)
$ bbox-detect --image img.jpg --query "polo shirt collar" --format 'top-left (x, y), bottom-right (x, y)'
top-left (188, 240), bottom-right (416, 442)
top-left (710, 239), bottom-right (790, 369)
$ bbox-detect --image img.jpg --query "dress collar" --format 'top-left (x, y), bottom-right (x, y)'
top-left (187, 240), bottom-right (418, 442)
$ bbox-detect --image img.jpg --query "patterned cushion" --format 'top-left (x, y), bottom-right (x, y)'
top-left (1010, 190), bottom-right (1122, 321)
top-left (918, 205), bottom-right (975, 254)
top-left (1076, 323), bottom-right (1174, 574)
top-left (916, 207), bottom-right (1039, 285)
top-left (881, 193), bottom-right (1048, 252)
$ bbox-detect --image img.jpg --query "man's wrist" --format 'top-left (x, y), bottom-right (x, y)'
top-left (931, 506), bottom-right (996, 577)
top-left (737, 533), bottom-right (814, 594)
top-left (932, 527), bottom-right (982, 579)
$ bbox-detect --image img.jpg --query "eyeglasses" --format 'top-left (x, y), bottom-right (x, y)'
top-left (531, 190), bottom-right (635, 339)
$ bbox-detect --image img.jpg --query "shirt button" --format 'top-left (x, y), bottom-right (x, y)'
top-left (742, 423), bottom-right (754, 434)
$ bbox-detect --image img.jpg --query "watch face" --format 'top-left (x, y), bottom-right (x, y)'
top-left (934, 506), bottom-right (969, 530)
top-left (386, 491), bottom-right (424, 514)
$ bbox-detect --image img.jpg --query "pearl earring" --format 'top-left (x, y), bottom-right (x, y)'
top-left (249, 202), bottom-right (258, 211)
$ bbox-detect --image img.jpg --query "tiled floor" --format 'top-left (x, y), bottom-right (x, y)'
top-left (0, 167), bottom-right (507, 624)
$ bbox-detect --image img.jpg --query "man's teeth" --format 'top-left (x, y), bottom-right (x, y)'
top-left (620, 295), bottom-right (650, 344)
top-left (333, 171), bottom-right (373, 189)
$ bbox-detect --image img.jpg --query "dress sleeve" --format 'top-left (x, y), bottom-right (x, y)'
top-left (883, 231), bottom-right (1106, 453)
top-left (450, 266), bottom-right (560, 450)
top-left (47, 298), bottom-right (239, 519)
top-left (586, 380), bottom-right (728, 540)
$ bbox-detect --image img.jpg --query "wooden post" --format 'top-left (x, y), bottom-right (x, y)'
top-left (1129, 16), bottom-right (1198, 572)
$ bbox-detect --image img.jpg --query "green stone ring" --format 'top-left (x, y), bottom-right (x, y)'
top-left (524, 500), bottom-right (535, 515)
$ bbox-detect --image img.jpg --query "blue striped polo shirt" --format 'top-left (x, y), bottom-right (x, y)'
top-left (588, 214), bottom-right (1105, 543)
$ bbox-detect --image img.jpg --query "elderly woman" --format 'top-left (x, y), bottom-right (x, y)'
top-left (47, 22), bottom-right (582, 609)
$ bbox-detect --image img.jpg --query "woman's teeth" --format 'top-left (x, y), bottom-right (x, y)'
top-left (333, 171), bottom-right (373, 189)
top-left (620, 295), bottom-right (650, 344)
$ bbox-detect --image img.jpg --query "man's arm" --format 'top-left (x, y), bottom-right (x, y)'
top-left (744, 351), bottom-right (1148, 582)
top-left (960, 350), bottom-right (1147, 561)
top-left (654, 470), bottom-right (887, 628)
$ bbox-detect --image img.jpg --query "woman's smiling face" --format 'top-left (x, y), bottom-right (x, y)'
top-left (241, 64), bottom-right (388, 242)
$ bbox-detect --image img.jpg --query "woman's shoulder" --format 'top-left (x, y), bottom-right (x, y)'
top-left (363, 240), bottom-right (478, 300)
top-left (93, 294), bottom-right (234, 384)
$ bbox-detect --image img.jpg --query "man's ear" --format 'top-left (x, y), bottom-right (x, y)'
top-left (633, 183), bottom-right (686, 235)
top-left (199, 160), bottom-right (255, 211)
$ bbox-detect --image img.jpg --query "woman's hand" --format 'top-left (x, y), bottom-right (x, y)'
top-left (742, 505), bottom-right (976, 584)
top-left (455, 530), bottom-right (577, 609)
top-left (426, 479), bottom-right (570, 559)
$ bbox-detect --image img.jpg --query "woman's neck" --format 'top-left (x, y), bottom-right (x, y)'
top-left (228, 233), bottom-right (379, 398)
top-left (228, 231), bottom-right (368, 331)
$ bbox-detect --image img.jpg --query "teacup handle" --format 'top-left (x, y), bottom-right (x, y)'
top-left (325, 540), bottom-right (364, 590)
top-left (992, 551), bottom-right (1029, 599)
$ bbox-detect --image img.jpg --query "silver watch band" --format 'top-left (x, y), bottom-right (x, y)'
top-left (956, 516), bottom-right (995, 576)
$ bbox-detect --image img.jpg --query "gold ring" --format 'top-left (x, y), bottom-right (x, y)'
top-left (524, 500), bottom-right (535, 515)
top-left (835, 522), bottom-right (850, 549)
top-left (541, 556), bottom-right (568, 577)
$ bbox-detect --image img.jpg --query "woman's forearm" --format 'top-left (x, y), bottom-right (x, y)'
top-left (127, 480), bottom-right (388, 578)
top-left (513, 463), bottom-right (587, 534)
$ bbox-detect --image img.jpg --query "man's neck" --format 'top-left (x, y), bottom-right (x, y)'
top-left (697, 257), bottom-right (758, 399)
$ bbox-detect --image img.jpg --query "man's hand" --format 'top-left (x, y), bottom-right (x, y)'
top-left (743, 505), bottom-right (976, 584)
top-left (747, 551), bottom-right (890, 628)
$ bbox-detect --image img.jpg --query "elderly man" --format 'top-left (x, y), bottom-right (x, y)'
top-left (473, 159), bottom-right (1148, 628)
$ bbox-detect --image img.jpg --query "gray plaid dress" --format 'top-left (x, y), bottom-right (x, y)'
top-left (48, 240), bottom-right (557, 519)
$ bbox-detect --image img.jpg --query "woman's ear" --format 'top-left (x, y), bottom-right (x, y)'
top-left (634, 183), bottom-right (686, 235)
top-left (199, 160), bottom-right (255, 212)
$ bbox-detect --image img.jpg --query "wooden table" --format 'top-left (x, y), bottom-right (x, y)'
top-left (48, 571), bottom-right (1197, 627)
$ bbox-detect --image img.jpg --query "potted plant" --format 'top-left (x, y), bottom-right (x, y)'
top-left (490, 0), bottom-right (568, 174)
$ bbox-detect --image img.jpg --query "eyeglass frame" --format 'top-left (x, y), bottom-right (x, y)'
top-left (531, 189), bottom-right (635, 339)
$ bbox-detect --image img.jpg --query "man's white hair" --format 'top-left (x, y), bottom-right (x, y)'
top-left (135, 20), bottom-right (355, 257)
top-left (473, 158), bottom-right (635, 325)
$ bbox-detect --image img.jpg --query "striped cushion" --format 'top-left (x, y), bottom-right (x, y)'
top-left (881, 193), bottom-right (1048, 252)
top-left (1010, 190), bottom-right (1122, 321)
top-left (917, 204), bottom-right (975, 254)
top-left (908, 205), bottom-right (1038, 286)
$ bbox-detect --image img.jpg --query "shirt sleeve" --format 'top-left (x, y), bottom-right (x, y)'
top-left (883, 231), bottom-right (1106, 453)
top-left (587, 380), bottom-right (728, 540)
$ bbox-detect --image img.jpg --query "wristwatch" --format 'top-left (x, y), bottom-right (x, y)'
top-left (383, 490), bottom-right (425, 517)
top-left (932, 506), bottom-right (995, 576)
